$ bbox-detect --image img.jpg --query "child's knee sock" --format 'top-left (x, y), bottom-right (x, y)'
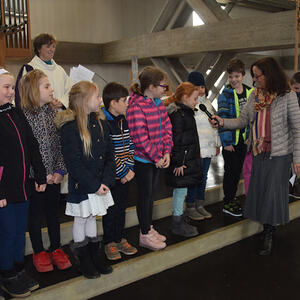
top-left (73, 217), bottom-right (87, 242)
top-left (85, 215), bottom-right (97, 238)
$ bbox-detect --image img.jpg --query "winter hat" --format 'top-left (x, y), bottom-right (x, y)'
top-left (187, 71), bottom-right (205, 87)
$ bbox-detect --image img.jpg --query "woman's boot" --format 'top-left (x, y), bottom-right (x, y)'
top-left (172, 215), bottom-right (198, 237)
top-left (87, 237), bottom-right (113, 275)
top-left (70, 239), bottom-right (100, 279)
top-left (259, 224), bottom-right (275, 256)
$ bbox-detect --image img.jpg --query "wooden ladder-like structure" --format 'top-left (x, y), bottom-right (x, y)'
top-left (0, 0), bottom-right (31, 67)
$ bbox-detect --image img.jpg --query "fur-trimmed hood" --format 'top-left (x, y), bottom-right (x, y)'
top-left (54, 108), bottom-right (106, 129)
top-left (165, 102), bottom-right (180, 115)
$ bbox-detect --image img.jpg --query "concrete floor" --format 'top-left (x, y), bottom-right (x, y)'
top-left (92, 215), bottom-right (300, 300)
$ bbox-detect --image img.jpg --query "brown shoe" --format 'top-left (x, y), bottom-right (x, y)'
top-left (104, 243), bottom-right (121, 260)
top-left (116, 239), bottom-right (138, 255)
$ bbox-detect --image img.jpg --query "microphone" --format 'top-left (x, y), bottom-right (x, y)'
top-left (199, 104), bottom-right (219, 125)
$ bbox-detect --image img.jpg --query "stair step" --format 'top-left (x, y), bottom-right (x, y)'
top-left (24, 181), bottom-right (245, 255)
top-left (18, 199), bottom-right (300, 300)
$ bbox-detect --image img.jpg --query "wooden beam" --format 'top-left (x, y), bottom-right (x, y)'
top-left (195, 52), bottom-right (220, 74)
top-left (151, 0), bottom-right (184, 32)
top-left (0, 33), bottom-right (5, 67)
top-left (171, 2), bottom-right (193, 29)
top-left (100, 11), bottom-right (297, 64)
top-left (54, 41), bottom-right (102, 64)
top-left (166, 57), bottom-right (189, 82)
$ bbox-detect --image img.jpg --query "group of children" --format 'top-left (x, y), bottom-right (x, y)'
top-left (0, 55), bottom-right (300, 298)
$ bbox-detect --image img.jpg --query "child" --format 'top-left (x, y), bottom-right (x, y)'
top-left (127, 66), bottom-right (173, 251)
top-left (101, 82), bottom-right (137, 260)
top-left (19, 69), bottom-right (71, 273)
top-left (290, 72), bottom-right (300, 107)
top-left (187, 72), bottom-right (221, 219)
top-left (0, 69), bottom-right (46, 297)
top-left (165, 82), bottom-right (202, 237)
top-left (55, 81), bottom-right (115, 279)
top-left (217, 59), bottom-right (253, 217)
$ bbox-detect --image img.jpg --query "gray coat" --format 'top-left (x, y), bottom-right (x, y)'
top-left (223, 90), bottom-right (300, 163)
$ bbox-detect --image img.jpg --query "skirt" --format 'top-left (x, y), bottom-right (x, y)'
top-left (244, 152), bottom-right (292, 226)
top-left (65, 191), bottom-right (114, 218)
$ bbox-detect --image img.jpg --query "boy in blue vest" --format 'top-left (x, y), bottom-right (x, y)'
top-left (102, 82), bottom-right (137, 260)
top-left (217, 59), bottom-right (253, 217)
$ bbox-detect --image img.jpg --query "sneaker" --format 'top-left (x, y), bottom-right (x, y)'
top-left (33, 251), bottom-right (54, 273)
top-left (104, 243), bottom-right (121, 260)
top-left (17, 270), bottom-right (39, 292)
top-left (195, 200), bottom-right (212, 219)
top-left (150, 225), bottom-right (166, 242)
top-left (116, 239), bottom-right (138, 255)
top-left (223, 201), bottom-right (243, 217)
top-left (50, 249), bottom-right (72, 270)
top-left (1, 275), bottom-right (31, 298)
top-left (185, 204), bottom-right (205, 221)
top-left (139, 231), bottom-right (166, 251)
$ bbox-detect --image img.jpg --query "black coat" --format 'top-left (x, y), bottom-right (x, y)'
top-left (60, 112), bottom-right (116, 204)
top-left (0, 103), bottom-right (46, 203)
top-left (165, 102), bottom-right (202, 188)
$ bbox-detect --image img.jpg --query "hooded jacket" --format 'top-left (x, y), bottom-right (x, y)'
top-left (165, 102), bottom-right (202, 188)
top-left (0, 103), bottom-right (46, 203)
top-left (127, 92), bottom-right (173, 164)
top-left (55, 109), bottom-right (115, 203)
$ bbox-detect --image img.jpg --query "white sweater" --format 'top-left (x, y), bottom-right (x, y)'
top-left (24, 55), bottom-right (73, 108)
top-left (195, 97), bottom-right (221, 158)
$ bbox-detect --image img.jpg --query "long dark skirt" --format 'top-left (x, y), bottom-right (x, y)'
top-left (244, 152), bottom-right (292, 226)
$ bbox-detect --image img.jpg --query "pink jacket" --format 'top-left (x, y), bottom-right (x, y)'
top-left (127, 93), bottom-right (173, 163)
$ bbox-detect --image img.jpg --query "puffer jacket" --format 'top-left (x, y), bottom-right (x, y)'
top-left (165, 102), bottom-right (202, 188)
top-left (55, 109), bottom-right (115, 203)
top-left (223, 90), bottom-right (300, 163)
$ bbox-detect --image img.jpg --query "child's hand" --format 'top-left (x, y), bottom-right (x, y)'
top-left (96, 184), bottom-right (110, 195)
top-left (35, 183), bottom-right (46, 192)
top-left (162, 153), bottom-right (170, 168)
top-left (0, 199), bottom-right (7, 208)
top-left (173, 165), bottom-right (187, 176)
top-left (47, 174), bottom-right (54, 184)
top-left (121, 177), bottom-right (127, 184)
top-left (125, 170), bottom-right (135, 182)
top-left (53, 173), bottom-right (64, 184)
top-left (155, 158), bottom-right (164, 169)
top-left (216, 147), bottom-right (220, 156)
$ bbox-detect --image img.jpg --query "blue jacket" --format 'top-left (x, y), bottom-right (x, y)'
top-left (102, 108), bottom-right (134, 179)
top-left (217, 84), bottom-right (253, 147)
top-left (57, 111), bottom-right (115, 204)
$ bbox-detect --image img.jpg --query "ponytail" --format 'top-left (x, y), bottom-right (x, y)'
top-left (130, 82), bottom-right (142, 94)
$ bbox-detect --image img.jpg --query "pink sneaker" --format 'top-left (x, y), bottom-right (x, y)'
top-left (139, 231), bottom-right (166, 251)
top-left (150, 225), bottom-right (166, 242)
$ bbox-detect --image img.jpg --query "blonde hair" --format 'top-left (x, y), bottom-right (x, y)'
top-left (19, 69), bottom-right (47, 112)
top-left (68, 81), bottom-right (103, 157)
top-left (164, 82), bottom-right (197, 106)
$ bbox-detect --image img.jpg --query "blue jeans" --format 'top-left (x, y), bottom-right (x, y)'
top-left (0, 201), bottom-right (29, 270)
top-left (186, 158), bottom-right (211, 204)
top-left (172, 187), bottom-right (187, 216)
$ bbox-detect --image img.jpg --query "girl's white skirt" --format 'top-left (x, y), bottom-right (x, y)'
top-left (65, 192), bottom-right (114, 218)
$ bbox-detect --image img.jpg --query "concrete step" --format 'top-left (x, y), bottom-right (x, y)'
top-left (25, 181), bottom-right (245, 255)
top-left (20, 199), bottom-right (300, 300)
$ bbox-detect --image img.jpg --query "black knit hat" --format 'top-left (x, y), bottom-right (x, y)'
top-left (187, 71), bottom-right (205, 86)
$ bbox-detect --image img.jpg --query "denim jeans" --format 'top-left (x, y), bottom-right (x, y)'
top-left (172, 187), bottom-right (187, 216)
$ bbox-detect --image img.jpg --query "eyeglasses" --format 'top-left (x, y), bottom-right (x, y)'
top-left (252, 74), bottom-right (264, 80)
top-left (159, 84), bottom-right (169, 91)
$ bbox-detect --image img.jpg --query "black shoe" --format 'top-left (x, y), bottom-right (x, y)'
top-left (70, 239), bottom-right (100, 279)
top-left (0, 287), bottom-right (5, 300)
top-left (17, 270), bottom-right (39, 291)
top-left (87, 237), bottom-right (113, 275)
top-left (1, 275), bottom-right (31, 298)
top-left (223, 201), bottom-right (243, 217)
top-left (259, 225), bottom-right (274, 256)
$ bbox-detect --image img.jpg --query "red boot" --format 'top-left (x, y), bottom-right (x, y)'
top-left (50, 249), bottom-right (72, 270)
top-left (33, 251), bottom-right (53, 272)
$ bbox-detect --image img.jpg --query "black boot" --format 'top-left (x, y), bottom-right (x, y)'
top-left (70, 239), bottom-right (100, 279)
top-left (15, 262), bottom-right (39, 292)
top-left (87, 237), bottom-right (113, 275)
top-left (0, 287), bottom-right (4, 300)
top-left (259, 224), bottom-right (275, 256)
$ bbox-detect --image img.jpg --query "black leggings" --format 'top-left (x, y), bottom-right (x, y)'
top-left (134, 161), bottom-right (160, 234)
top-left (28, 182), bottom-right (61, 253)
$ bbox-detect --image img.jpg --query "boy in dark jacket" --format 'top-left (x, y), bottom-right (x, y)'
top-left (217, 59), bottom-right (253, 217)
top-left (102, 82), bottom-right (137, 260)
